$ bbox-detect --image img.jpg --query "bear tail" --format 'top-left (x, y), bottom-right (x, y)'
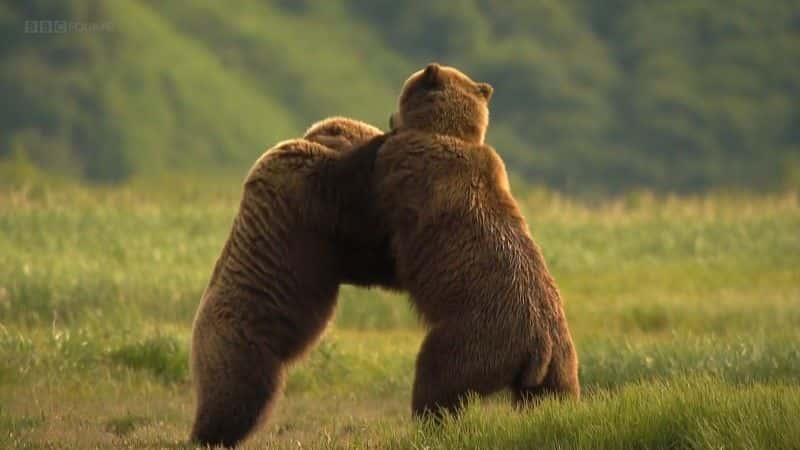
top-left (516, 339), bottom-right (553, 390)
top-left (514, 338), bottom-right (581, 404)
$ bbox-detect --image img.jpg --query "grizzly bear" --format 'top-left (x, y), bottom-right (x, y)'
top-left (190, 64), bottom-right (580, 447)
top-left (189, 117), bottom-right (395, 447)
top-left (374, 63), bottom-right (580, 417)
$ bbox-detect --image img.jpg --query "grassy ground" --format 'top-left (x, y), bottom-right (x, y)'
top-left (0, 182), bottom-right (798, 449)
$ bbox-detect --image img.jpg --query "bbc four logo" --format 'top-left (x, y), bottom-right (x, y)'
top-left (24, 20), bottom-right (112, 34)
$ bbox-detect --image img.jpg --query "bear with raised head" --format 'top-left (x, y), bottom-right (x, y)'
top-left (375, 63), bottom-right (579, 417)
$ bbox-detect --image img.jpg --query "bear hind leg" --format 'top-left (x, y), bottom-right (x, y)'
top-left (411, 323), bottom-right (518, 420)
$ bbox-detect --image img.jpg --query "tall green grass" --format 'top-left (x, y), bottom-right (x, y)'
top-left (0, 184), bottom-right (798, 448)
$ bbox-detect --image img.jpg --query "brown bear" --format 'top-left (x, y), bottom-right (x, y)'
top-left (190, 64), bottom-right (579, 446)
top-left (374, 63), bottom-right (580, 417)
top-left (189, 117), bottom-right (395, 447)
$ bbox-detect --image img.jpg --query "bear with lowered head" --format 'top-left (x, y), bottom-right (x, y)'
top-left (190, 117), bottom-right (395, 447)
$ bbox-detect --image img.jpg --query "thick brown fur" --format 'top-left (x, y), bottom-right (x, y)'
top-left (376, 64), bottom-right (580, 417)
top-left (190, 118), bottom-right (394, 447)
top-left (190, 65), bottom-right (580, 445)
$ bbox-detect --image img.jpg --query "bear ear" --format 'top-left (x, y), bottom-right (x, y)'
top-left (422, 63), bottom-right (442, 87)
top-left (477, 82), bottom-right (493, 101)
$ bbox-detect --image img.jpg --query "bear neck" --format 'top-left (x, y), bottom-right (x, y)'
top-left (407, 121), bottom-right (485, 145)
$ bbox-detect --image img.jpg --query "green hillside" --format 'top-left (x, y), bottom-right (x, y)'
top-left (1, 0), bottom-right (798, 193)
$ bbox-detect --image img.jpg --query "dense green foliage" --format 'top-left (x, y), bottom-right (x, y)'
top-left (1, 184), bottom-right (798, 447)
top-left (1, 0), bottom-right (798, 192)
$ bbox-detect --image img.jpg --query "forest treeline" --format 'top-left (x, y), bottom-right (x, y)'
top-left (1, 0), bottom-right (798, 193)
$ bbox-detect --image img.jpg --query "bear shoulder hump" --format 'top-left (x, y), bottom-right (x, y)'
top-left (378, 131), bottom-right (470, 175)
top-left (245, 139), bottom-right (332, 185)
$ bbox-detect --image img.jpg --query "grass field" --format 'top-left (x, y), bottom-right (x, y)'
top-left (1, 181), bottom-right (798, 449)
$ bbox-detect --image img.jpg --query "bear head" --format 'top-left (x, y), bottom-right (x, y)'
top-left (390, 63), bottom-right (493, 144)
top-left (304, 116), bottom-right (382, 153)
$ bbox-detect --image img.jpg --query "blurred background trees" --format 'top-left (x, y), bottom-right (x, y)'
top-left (1, 0), bottom-right (798, 194)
